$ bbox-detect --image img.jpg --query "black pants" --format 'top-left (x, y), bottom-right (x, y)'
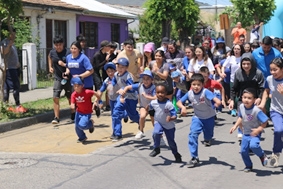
top-left (93, 72), bottom-right (102, 91)
top-left (4, 69), bottom-right (20, 106)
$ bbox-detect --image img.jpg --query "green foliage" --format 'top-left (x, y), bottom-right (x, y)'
top-left (0, 0), bottom-right (23, 18)
top-left (223, 0), bottom-right (276, 27)
top-left (140, 0), bottom-right (199, 47)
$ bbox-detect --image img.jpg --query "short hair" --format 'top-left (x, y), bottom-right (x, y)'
top-left (199, 66), bottom-right (209, 74)
top-left (155, 83), bottom-right (168, 94)
top-left (262, 36), bottom-right (273, 45)
top-left (273, 39), bottom-right (281, 47)
top-left (109, 41), bottom-right (118, 49)
top-left (53, 35), bottom-right (64, 44)
top-left (123, 39), bottom-right (134, 46)
top-left (190, 73), bottom-right (204, 84)
top-left (239, 34), bottom-right (245, 39)
top-left (243, 88), bottom-right (257, 98)
top-left (76, 34), bottom-right (86, 42)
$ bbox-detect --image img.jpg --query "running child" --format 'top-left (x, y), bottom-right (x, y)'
top-left (148, 83), bottom-right (182, 163)
top-left (177, 73), bottom-right (221, 168)
top-left (70, 77), bottom-right (99, 143)
top-left (230, 88), bottom-right (268, 172)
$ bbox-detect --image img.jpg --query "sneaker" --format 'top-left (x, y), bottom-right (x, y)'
top-left (260, 154), bottom-right (268, 166)
top-left (89, 119), bottom-right (95, 133)
top-left (110, 134), bottom-right (115, 139)
top-left (7, 106), bottom-right (15, 112)
top-left (15, 105), bottom-right (28, 113)
top-left (237, 133), bottom-right (243, 141)
top-left (174, 153), bottom-right (182, 163)
top-left (149, 147), bottom-right (160, 157)
top-left (51, 117), bottom-right (60, 124)
top-left (123, 116), bottom-right (129, 123)
top-left (231, 109), bottom-right (237, 117)
top-left (187, 157), bottom-right (200, 168)
top-left (203, 140), bottom-right (211, 147)
top-left (71, 112), bottom-right (75, 121)
top-left (105, 105), bottom-right (111, 111)
top-left (77, 137), bottom-right (87, 143)
top-left (135, 131), bottom-right (145, 139)
top-left (112, 135), bottom-right (123, 142)
top-left (94, 106), bottom-right (101, 118)
top-left (270, 153), bottom-right (280, 167)
top-left (244, 167), bottom-right (252, 173)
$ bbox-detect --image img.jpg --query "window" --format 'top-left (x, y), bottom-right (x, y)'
top-left (79, 22), bottom-right (98, 47)
top-left (54, 20), bottom-right (67, 44)
top-left (111, 23), bottom-right (120, 43)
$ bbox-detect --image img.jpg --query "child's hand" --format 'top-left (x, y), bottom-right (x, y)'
top-left (228, 101), bottom-right (234, 110)
top-left (220, 73), bottom-right (226, 79)
top-left (251, 128), bottom-right (262, 136)
top-left (166, 115), bottom-right (171, 122)
top-left (277, 84), bottom-right (283, 95)
top-left (120, 96), bottom-right (125, 104)
top-left (254, 98), bottom-right (261, 106)
top-left (117, 89), bottom-right (126, 96)
top-left (92, 102), bottom-right (97, 111)
top-left (222, 100), bottom-right (226, 108)
top-left (181, 107), bottom-right (187, 117)
top-left (229, 125), bottom-right (237, 134)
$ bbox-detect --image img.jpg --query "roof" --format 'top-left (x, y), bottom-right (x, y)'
top-left (106, 4), bottom-right (145, 15)
top-left (22, 0), bottom-right (84, 11)
top-left (96, 0), bottom-right (146, 7)
top-left (62, 0), bottom-right (136, 19)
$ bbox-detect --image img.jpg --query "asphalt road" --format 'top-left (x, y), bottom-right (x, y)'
top-left (0, 110), bottom-right (282, 189)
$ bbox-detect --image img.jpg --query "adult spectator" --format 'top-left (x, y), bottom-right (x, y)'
top-left (272, 38), bottom-right (281, 52)
top-left (92, 40), bottom-right (111, 91)
top-left (231, 22), bottom-right (247, 45)
top-left (115, 39), bottom-right (143, 83)
top-left (1, 28), bottom-right (27, 113)
top-left (143, 42), bottom-right (155, 70)
top-left (211, 37), bottom-right (231, 65)
top-left (252, 36), bottom-right (282, 79)
top-left (48, 35), bottom-right (72, 124)
top-left (243, 42), bottom-right (252, 53)
top-left (165, 40), bottom-right (185, 71)
top-left (202, 39), bottom-right (213, 60)
top-left (238, 34), bottom-right (246, 46)
top-left (251, 40), bottom-right (260, 52)
top-left (182, 45), bottom-right (195, 75)
top-left (76, 34), bottom-right (87, 53)
top-left (250, 22), bottom-right (264, 43)
top-left (157, 37), bottom-right (170, 53)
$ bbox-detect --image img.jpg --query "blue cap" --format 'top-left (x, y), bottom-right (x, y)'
top-left (169, 64), bottom-right (176, 70)
top-left (140, 70), bottom-right (153, 79)
top-left (71, 77), bottom-right (83, 86)
top-left (171, 71), bottom-right (181, 78)
top-left (117, 58), bottom-right (129, 66)
top-left (216, 37), bottom-right (225, 44)
top-left (104, 62), bottom-right (116, 71)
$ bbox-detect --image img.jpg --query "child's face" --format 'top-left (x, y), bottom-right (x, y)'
top-left (172, 76), bottom-right (180, 83)
top-left (270, 63), bottom-right (283, 79)
top-left (200, 72), bottom-right (209, 83)
top-left (156, 85), bottom-right (167, 101)
top-left (195, 47), bottom-right (204, 59)
top-left (191, 80), bottom-right (203, 93)
top-left (73, 84), bottom-right (83, 93)
top-left (142, 75), bottom-right (153, 87)
top-left (116, 64), bottom-right (127, 75)
top-left (242, 60), bottom-right (252, 73)
top-left (244, 44), bottom-right (251, 52)
top-left (106, 68), bottom-right (115, 79)
top-left (242, 92), bottom-right (255, 108)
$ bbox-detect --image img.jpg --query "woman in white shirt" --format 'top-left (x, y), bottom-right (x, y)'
top-left (221, 44), bottom-right (245, 116)
top-left (188, 46), bottom-right (215, 79)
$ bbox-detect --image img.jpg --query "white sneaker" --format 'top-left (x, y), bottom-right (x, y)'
top-left (135, 131), bottom-right (145, 139)
top-left (270, 153), bottom-right (280, 167)
top-left (237, 133), bottom-right (243, 140)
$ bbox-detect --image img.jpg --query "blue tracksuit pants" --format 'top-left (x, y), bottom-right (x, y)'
top-left (75, 112), bottom-right (93, 141)
top-left (241, 134), bottom-right (264, 168)
top-left (189, 116), bottom-right (215, 158)
top-left (270, 111), bottom-right (283, 153)
top-left (110, 100), bottom-right (128, 136)
top-left (152, 122), bottom-right (178, 155)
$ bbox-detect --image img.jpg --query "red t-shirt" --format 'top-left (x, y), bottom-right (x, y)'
top-left (71, 89), bottom-right (94, 114)
top-left (204, 79), bottom-right (222, 92)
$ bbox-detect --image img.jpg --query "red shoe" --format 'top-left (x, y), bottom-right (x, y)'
top-left (7, 106), bottom-right (16, 112)
top-left (15, 105), bottom-right (28, 113)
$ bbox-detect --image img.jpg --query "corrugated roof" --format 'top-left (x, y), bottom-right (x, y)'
top-left (97, 0), bottom-right (145, 7)
top-left (22, 0), bottom-right (84, 11)
top-left (62, 0), bottom-right (136, 18)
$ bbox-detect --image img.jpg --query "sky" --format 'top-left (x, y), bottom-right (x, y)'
top-left (197, 0), bottom-right (232, 6)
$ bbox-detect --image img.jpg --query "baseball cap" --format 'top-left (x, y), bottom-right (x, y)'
top-left (144, 43), bottom-right (153, 53)
top-left (171, 71), bottom-right (181, 78)
top-left (140, 70), bottom-right (153, 79)
top-left (169, 64), bottom-right (177, 70)
top-left (162, 37), bottom-right (169, 44)
top-left (71, 77), bottom-right (84, 86)
top-left (104, 62), bottom-right (116, 71)
top-left (100, 40), bottom-right (110, 49)
top-left (117, 58), bottom-right (129, 66)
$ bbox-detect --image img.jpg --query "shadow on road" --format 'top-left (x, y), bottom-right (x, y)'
top-left (200, 157), bottom-right (235, 170)
top-left (82, 140), bottom-right (107, 145)
top-left (94, 124), bottom-right (110, 128)
top-left (152, 155), bottom-right (186, 167)
top-left (249, 167), bottom-right (283, 176)
top-left (203, 139), bottom-right (235, 146)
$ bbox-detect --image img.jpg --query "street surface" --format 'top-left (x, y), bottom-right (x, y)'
top-left (0, 109), bottom-right (282, 189)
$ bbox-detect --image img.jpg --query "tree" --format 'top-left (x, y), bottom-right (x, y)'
top-left (224, 0), bottom-right (276, 28)
top-left (0, 0), bottom-right (23, 102)
top-left (139, 0), bottom-right (199, 48)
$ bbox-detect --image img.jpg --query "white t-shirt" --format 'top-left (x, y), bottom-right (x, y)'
top-left (223, 56), bottom-right (241, 82)
top-left (188, 58), bottom-right (215, 73)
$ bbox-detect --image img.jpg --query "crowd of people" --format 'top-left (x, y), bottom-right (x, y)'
top-left (3, 21), bottom-right (282, 171)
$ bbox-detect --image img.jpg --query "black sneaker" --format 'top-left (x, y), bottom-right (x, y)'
top-left (89, 119), bottom-right (95, 133)
top-left (123, 116), bottom-right (129, 123)
top-left (149, 147), bottom-right (160, 157)
top-left (71, 112), bottom-right (75, 122)
top-left (77, 137), bottom-right (87, 143)
top-left (105, 105), bottom-right (111, 111)
top-left (112, 135), bottom-right (122, 142)
top-left (51, 117), bottom-right (60, 124)
top-left (110, 134), bottom-right (115, 139)
top-left (244, 167), bottom-right (252, 172)
top-left (203, 140), bottom-right (211, 147)
top-left (187, 157), bottom-right (200, 168)
top-left (94, 106), bottom-right (101, 118)
top-left (174, 153), bottom-right (182, 163)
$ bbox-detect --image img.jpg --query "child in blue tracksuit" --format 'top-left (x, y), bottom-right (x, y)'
top-left (149, 83), bottom-right (182, 163)
top-left (111, 58), bottom-right (140, 141)
top-left (96, 62), bottom-right (128, 139)
top-left (177, 73), bottom-right (221, 168)
top-left (123, 70), bottom-right (156, 139)
top-left (230, 88), bottom-right (268, 172)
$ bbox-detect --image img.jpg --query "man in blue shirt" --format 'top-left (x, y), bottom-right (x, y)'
top-left (252, 36), bottom-right (282, 79)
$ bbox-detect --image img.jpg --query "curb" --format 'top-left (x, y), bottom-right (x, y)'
top-left (0, 108), bottom-right (71, 133)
